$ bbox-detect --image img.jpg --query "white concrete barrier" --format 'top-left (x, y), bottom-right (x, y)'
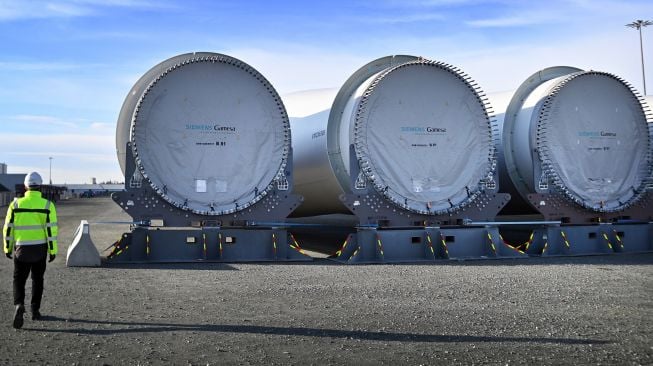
top-left (66, 220), bottom-right (101, 267)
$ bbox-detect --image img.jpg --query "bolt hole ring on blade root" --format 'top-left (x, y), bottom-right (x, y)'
top-left (129, 53), bottom-right (290, 216)
top-left (351, 59), bottom-right (497, 214)
top-left (504, 68), bottom-right (653, 213)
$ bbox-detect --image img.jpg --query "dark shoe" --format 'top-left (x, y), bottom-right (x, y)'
top-left (13, 305), bottom-right (24, 329)
top-left (31, 310), bottom-right (41, 321)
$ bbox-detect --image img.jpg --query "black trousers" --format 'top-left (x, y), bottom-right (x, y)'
top-left (13, 257), bottom-right (47, 310)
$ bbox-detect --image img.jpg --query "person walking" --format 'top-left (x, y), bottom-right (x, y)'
top-left (3, 172), bottom-right (58, 329)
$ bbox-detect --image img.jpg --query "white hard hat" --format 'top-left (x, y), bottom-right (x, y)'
top-left (24, 172), bottom-right (43, 187)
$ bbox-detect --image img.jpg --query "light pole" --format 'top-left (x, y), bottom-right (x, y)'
top-left (49, 157), bottom-right (52, 185)
top-left (626, 20), bottom-right (652, 95)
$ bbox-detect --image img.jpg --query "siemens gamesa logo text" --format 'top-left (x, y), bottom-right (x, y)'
top-left (186, 124), bottom-right (236, 132)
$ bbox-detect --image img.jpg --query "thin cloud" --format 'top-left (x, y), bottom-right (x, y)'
top-left (361, 13), bottom-right (445, 24)
top-left (6, 159), bottom-right (123, 184)
top-left (0, 132), bottom-right (112, 142)
top-left (464, 6), bottom-right (562, 28)
top-left (66, 30), bottom-right (153, 42)
top-left (0, 133), bottom-right (114, 155)
top-left (73, 0), bottom-right (162, 6)
top-left (44, 2), bottom-right (89, 17)
top-left (0, 1), bottom-right (89, 21)
top-left (0, 76), bottom-right (126, 115)
top-left (7, 116), bottom-right (114, 132)
top-left (90, 122), bottom-right (113, 130)
top-left (10, 115), bottom-right (78, 129)
top-left (225, 45), bottom-right (369, 94)
top-left (466, 14), bottom-right (553, 28)
top-left (0, 0), bottom-right (173, 21)
top-left (0, 61), bottom-right (95, 71)
top-left (465, 0), bottom-right (653, 28)
top-left (0, 132), bottom-right (120, 183)
top-left (379, 0), bottom-right (484, 7)
top-left (9, 151), bottom-right (114, 162)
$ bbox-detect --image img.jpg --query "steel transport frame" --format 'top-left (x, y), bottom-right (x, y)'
top-left (104, 144), bottom-right (311, 263)
top-left (326, 149), bottom-right (652, 264)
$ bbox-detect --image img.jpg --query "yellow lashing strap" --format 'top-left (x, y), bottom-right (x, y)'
top-left (524, 232), bottom-right (534, 251)
top-left (350, 248), bottom-right (359, 260)
top-left (613, 230), bottom-right (624, 249)
top-left (499, 234), bottom-right (525, 254)
top-left (439, 233), bottom-right (449, 258)
top-left (108, 236), bottom-right (124, 258)
top-left (560, 231), bottom-right (570, 249)
top-left (426, 234), bottom-right (435, 257)
top-left (486, 232), bottom-right (497, 253)
top-left (336, 237), bottom-right (349, 257)
top-left (203, 233), bottom-right (207, 257)
top-left (218, 233), bottom-right (223, 257)
top-left (289, 233), bottom-right (307, 255)
top-left (602, 233), bottom-right (613, 250)
top-left (376, 234), bottom-right (384, 258)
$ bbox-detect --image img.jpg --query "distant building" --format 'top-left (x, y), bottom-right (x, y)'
top-left (0, 173), bottom-right (26, 206)
top-left (0, 163), bottom-right (124, 205)
top-left (64, 184), bottom-right (124, 199)
top-left (0, 164), bottom-right (66, 205)
top-left (14, 184), bottom-right (67, 203)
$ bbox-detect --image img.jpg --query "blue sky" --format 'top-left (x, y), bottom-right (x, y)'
top-left (0, 0), bottom-right (651, 184)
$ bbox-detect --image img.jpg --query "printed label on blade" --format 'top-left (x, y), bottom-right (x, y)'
top-left (400, 125), bottom-right (447, 149)
top-left (184, 123), bottom-right (237, 147)
top-left (577, 130), bottom-right (619, 152)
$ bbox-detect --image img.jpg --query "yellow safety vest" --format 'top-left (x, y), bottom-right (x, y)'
top-left (3, 191), bottom-right (58, 255)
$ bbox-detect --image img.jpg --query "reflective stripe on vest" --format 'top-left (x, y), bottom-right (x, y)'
top-left (15, 239), bottom-right (48, 246)
top-left (45, 200), bottom-right (54, 251)
top-left (12, 222), bottom-right (59, 228)
top-left (6, 224), bottom-right (50, 230)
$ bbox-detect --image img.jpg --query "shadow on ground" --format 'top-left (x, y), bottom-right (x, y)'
top-left (25, 317), bottom-right (609, 345)
top-left (100, 262), bottom-right (240, 271)
top-left (96, 253), bottom-right (653, 268)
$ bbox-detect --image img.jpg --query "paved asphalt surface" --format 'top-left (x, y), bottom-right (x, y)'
top-left (0, 197), bottom-right (651, 365)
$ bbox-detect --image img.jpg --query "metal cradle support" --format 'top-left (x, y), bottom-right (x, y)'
top-left (526, 223), bottom-right (653, 256)
top-left (333, 226), bottom-right (527, 264)
top-left (106, 227), bottom-right (312, 263)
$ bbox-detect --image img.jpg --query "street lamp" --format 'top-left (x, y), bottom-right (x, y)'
top-left (49, 157), bottom-right (53, 185)
top-left (626, 20), bottom-right (652, 95)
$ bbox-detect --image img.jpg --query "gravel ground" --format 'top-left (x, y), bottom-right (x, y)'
top-left (0, 197), bottom-right (651, 365)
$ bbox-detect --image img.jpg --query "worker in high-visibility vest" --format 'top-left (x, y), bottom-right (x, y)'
top-left (3, 172), bottom-right (57, 329)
